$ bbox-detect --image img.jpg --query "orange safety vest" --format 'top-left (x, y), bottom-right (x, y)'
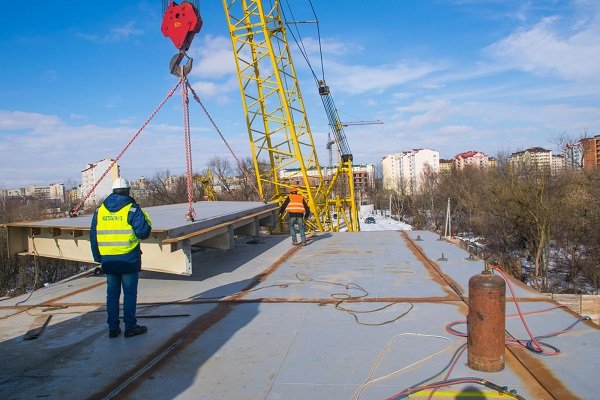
top-left (285, 194), bottom-right (306, 214)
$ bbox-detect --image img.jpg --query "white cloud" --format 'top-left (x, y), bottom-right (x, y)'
top-left (78, 21), bottom-right (143, 44)
top-left (296, 36), bottom-right (362, 57)
top-left (69, 113), bottom-right (87, 121)
top-left (108, 21), bottom-right (143, 42)
top-left (190, 80), bottom-right (220, 98)
top-left (115, 116), bottom-right (137, 125)
top-left (485, 14), bottom-right (600, 80)
top-left (0, 110), bottom-right (61, 130)
top-left (392, 98), bottom-right (451, 130)
top-left (189, 35), bottom-right (236, 78)
top-left (0, 110), bottom-right (227, 187)
top-left (438, 125), bottom-right (475, 135)
top-left (327, 61), bottom-right (440, 94)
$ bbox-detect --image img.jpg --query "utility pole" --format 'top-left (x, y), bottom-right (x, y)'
top-left (444, 197), bottom-right (451, 238)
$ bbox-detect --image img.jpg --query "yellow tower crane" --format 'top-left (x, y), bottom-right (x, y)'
top-left (222, 0), bottom-right (359, 232)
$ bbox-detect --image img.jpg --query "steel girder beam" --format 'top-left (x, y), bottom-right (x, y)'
top-left (4, 202), bottom-right (278, 276)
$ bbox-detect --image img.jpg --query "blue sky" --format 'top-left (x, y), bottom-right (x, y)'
top-left (1, 0), bottom-right (599, 188)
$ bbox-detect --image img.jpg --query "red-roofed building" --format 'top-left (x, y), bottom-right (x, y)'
top-left (453, 151), bottom-right (493, 170)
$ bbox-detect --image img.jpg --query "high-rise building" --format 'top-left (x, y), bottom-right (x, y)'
top-left (581, 135), bottom-right (600, 170)
top-left (382, 149), bottom-right (439, 194)
top-left (80, 158), bottom-right (119, 207)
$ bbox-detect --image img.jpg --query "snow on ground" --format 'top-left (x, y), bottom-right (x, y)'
top-left (359, 210), bottom-right (412, 231)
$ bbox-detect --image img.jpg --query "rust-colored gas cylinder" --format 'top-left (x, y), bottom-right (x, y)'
top-left (467, 270), bottom-right (506, 372)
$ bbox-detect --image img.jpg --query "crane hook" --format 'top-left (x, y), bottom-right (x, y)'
top-left (170, 52), bottom-right (193, 77)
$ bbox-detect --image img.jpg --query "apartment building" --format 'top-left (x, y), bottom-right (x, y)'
top-left (3, 188), bottom-right (25, 198)
top-left (453, 150), bottom-right (494, 170)
top-left (24, 183), bottom-right (65, 202)
top-left (382, 149), bottom-right (439, 194)
top-left (439, 159), bottom-right (453, 174)
top-left (509, 147), bottom-right (552, 171)
top-left (552, 154), bottom-right (565, 175)
top-left (349, 164), bottom-right (375, 195)
top-left (280, 164), bottom-right (375, 195)
top-left (582, 135), bottom-right (600, 170)
top-left (66, 187), bottom-right (80, 204)
top-left (80, 158), bottom-right (119, 207)
top-left (564, 142), bottom-right (584, 170)
top-left (131, 176), bottom-right (152, 199)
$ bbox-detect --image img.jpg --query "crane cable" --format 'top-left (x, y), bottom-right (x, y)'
top-left (186, 82), bottom-right (266, 203)
top-left (281, 0), bottom-right (325, 85)
top-left (69, 80), bottom-right (181, 217)
top-left (307, 0), bottom-right (325, 82)
top-left (180, 72), bottom-right (196, 221)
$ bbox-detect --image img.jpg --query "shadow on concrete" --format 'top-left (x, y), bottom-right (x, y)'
top-left (0, 236), bottom-right (289, 399)
top-left (118, 301), bottom-right (261, 399)
top-left (0, 277), bottom-right (262, 400)
top-left (141, 235), bottom-right (288, 282)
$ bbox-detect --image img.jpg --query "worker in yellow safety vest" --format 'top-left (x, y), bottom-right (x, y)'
top-left (279, 187), bottom-right (311, 246)
top-left (90, 177), bottom-right (152, 339)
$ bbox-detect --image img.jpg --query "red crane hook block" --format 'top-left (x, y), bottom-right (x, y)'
top-left (161, 1), bottom-right (202, 51)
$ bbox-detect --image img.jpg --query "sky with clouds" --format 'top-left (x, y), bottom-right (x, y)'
top-left (1, 0), bottom-right (599, 188)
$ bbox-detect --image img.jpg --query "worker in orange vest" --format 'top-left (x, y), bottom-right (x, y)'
top-left (279, 187), bottom-right (310, 245)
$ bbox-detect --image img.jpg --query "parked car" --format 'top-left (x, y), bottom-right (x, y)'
top-left (365, 216), bottom-right (376, 224)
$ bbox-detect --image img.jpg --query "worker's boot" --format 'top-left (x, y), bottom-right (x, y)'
top-left (108, 327), bottom-right (121, 339)
top-left (124, 325), bottom-right (148, 338)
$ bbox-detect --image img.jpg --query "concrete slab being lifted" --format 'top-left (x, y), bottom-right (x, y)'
top-left (4, 201), bottom-right (279, 275)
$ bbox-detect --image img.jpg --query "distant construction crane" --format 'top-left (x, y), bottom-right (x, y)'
top-left (326, 118), bottom-right (383, 167)
top-left (194, 169), bottom-right (216, 201)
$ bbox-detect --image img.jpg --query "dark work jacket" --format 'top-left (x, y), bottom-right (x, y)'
top-left (279, 195), bottom-right (310, 219)
top-left (90, 193), bottom-right (152, 275)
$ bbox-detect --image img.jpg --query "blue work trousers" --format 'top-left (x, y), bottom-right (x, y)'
top-left (289, 216), bottom-right (306, 243)
top-left (106, 272), bottom-right (139, 331)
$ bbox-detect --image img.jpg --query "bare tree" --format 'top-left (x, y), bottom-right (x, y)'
top-left (207, 156), bottom-right (235, 197)
top-left (143, 171), bottom-right (195, 206)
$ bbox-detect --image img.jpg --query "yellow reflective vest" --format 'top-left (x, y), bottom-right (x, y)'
top-left (96, 203), bottom-right (139, 255)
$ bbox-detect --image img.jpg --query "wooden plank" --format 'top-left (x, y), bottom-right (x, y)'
top-left (23, 315), bottom-right (52, 340)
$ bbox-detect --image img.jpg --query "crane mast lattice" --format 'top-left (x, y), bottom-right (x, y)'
top-left (222, 0), bottom-right (359, 232)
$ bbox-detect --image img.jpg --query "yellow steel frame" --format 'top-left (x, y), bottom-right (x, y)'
top-left (325, 159), bottom-right (359, 232)
top-left (222, 0), bottom-right (359, 232)
top-left (194, 169), bottom-right (217, 201)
